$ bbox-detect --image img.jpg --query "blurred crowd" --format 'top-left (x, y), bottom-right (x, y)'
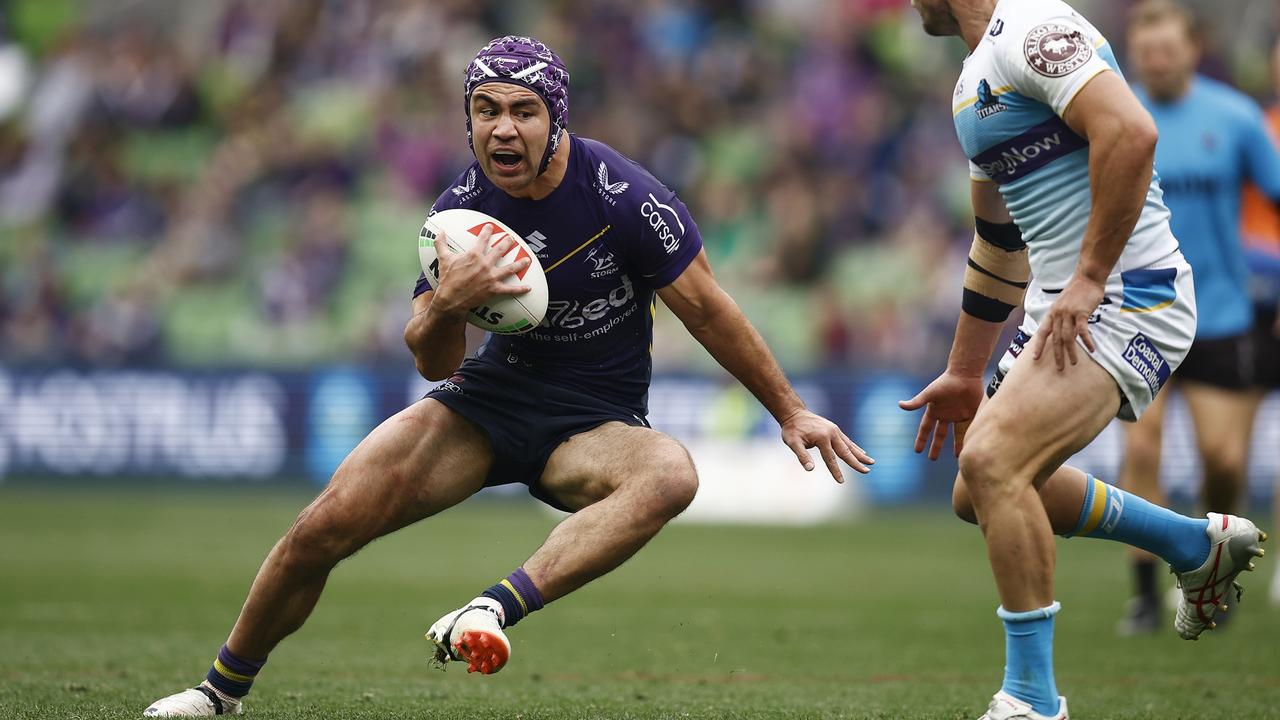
top-left (0, 0), bottom-right (1275, 373)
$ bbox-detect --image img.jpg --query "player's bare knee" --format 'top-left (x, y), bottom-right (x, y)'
top-left (1200, 445), bottom-right (1247, 485)
top-left (956, 437), bottom-right (1019, 507)
top-left (951, 473), bottom-right (978, 525)
top-left (641, 444), bottom-right (699, 519)
top-left (279, 495), bottom-right (371, 571)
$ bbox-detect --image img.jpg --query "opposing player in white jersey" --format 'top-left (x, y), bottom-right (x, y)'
top-left (902, 1), bottom-right (1268, 718)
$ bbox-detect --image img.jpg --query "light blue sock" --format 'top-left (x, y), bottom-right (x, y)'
top-left (1066, 475), bottom-right (1210, 572)
top-left (998, 603), bottom-right (1061, 717)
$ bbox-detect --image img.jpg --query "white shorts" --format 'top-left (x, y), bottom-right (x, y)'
top-left (987, 258), bottom-right (1197, 422)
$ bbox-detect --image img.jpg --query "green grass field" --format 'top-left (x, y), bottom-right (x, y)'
top-left (1, 486), bottom-right (1277, 719)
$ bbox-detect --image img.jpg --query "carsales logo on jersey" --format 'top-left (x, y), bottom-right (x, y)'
top-left (641, 193), bottom-right (684, 255)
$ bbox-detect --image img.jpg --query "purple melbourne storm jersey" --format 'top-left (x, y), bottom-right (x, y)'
top-left (414, 135), bottom-right (703, 415)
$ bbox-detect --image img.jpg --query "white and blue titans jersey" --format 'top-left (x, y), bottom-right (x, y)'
top-left (952, 0), bottom-right (1181, 291)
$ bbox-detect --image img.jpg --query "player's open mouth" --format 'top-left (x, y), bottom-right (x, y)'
top-left (492, 152), bottom-right (523, 171)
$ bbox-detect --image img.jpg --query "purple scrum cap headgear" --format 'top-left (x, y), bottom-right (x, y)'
top-left (464, 36), bottom-right (570, 176)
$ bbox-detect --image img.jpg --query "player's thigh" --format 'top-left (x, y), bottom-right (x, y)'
top-left (300, 398), bottom-right (492, 544)
top-left (961, 348), bottom-right (1121, 487)
top-left (538, 422), bottom-right (697, 513)
top-left (1180, 380), bottom-right (1259, 471)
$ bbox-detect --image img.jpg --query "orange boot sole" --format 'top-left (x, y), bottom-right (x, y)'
top-left (453, 629), bottom-right (510, 675)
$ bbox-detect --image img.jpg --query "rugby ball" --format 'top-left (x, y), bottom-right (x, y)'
top-left (418, 208), bottom-right (548, 335)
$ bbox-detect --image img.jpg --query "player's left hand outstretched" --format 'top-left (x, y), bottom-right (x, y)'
top-left (1032, 274), bottom-right (1105, 371)
top-left (779, 409), bottom-right (873, 483)
top-left (898, 371), bottom-right (985, 461)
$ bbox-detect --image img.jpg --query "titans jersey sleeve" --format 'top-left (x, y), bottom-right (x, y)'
top-left (412, 166), bottom-right (483, 298)
top-left (969, 160), bottom-right (993, 183)
top-left (597, 150), bottom-right (703, 288)
top-left (1240, 103), bottom-right (1280, 202)
top-left (952, 0), bottom-right (1178, 290)
top-left (993, 12), bottom-right (1112, 117)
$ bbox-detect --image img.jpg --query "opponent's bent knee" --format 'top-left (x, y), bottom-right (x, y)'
top-left (951, 474), bottom-right (978, 525)
top-left (956, 437), bottom-right (1021, 506)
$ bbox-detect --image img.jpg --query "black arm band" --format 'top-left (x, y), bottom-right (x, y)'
top-left (962, 288), bottom-right (1018, 323)
top-left (975, 217), bottom-right (1026, 251)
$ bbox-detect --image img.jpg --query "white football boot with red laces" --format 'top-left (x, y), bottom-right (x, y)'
top-left (1173, 512), bottom-right (1268, 640)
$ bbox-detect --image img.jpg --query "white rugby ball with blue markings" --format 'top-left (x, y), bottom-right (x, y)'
top-left (418, 208), bottom-right (548, 335)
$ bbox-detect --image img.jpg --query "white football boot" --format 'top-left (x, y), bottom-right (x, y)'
top-left (143, 681), bottom-right (242, 716)
top-left (1173, 512), bottom-right (1268, 640)
top-left (426, 597), bottom-right (511, 675)
top-left (977, 691), bottom-right (1068, 720)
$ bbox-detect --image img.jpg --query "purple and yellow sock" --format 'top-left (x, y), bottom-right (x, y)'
top-left (481, 568), bottom-right (545, 628)
top-left (205, 644), bottom-right (266, 698)
top-left (1066, 474), bottom-right (1210, 573)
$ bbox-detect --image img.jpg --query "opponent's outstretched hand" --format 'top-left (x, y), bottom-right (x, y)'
top-left (1031, 274), bottom-right (1104, 371)
top-left (780, 409), bottom-right (874, 483)
top-left (431, 225), bottom-right (532, 318)
top-left (898, 371), bottom-right (985, 461)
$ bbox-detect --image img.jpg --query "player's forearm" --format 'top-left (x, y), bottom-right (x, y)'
top-left (1078, 121), bottom-right (1157, 284)
top-left (945, 312), bottom-right (1005, 378)
top-left (952, 227), bottom-right (1027, 376)
top-left (684, 291), bottom-right (806, 423)
top-left (403, 304), bottom-right (468, 381)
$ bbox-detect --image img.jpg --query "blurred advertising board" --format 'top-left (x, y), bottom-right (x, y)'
top-left (0, 367), bottom-right (1275, 518)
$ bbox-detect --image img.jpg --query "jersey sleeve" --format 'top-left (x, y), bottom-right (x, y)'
top-left (1239, 103), bottom-right (1280, 202)
top-left (609, 163), bottom-right (704, 288)
top-left (995, 15), bottom-right (1112, 117)
top-left (970, 160), bottom-right (994, 182)
top-left (413, 270), bottom-right (433, 298)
